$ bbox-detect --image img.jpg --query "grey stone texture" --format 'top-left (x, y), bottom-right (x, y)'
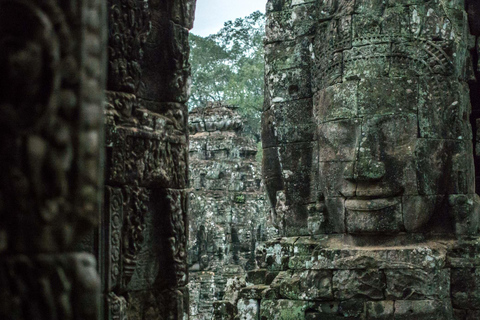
top-left (100, 0), bottom-right (195, 319)
top-left (263, 0), bottom-right (480, 238)
top-left (188, 103), bottom-right (277, 319)
top-left (0, 0), bottom-right (106, 318)
top-left (230, 0), bottom-right (480, 319)
top-left (0, 0), bottom-right (196, 319)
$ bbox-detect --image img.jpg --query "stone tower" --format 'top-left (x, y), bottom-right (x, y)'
top-left (237, 0), bottom-right (480, 319)
top-left (188, 103), bottom-right (275, 319)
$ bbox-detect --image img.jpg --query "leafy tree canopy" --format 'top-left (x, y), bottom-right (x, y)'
top-left (189, 11), bottom-right (265, 136)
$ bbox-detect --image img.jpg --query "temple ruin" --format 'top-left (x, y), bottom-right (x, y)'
top-left (1, 0), bottom-right (480, 319)
top-left (188, 103), bottom-right (275, 319)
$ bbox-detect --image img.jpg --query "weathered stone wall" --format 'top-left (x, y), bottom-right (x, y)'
top-left (188, 104), bottom-right (277, 319)
top-left (100, 0), bottom-right (195, 319)
top-left (0, 0), bottom-right (106, 318)
top-left (227, 0), bottom-right (480, 319)
top-left (468, 0), bottom-right (480, 190)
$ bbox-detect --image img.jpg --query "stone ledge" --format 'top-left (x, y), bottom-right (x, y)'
top-left (260, 235), bottom-right (480, 271)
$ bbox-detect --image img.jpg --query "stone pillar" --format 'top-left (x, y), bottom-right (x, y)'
top-left (0, 0), bottom-right (106, 318)
top-left (102, 0), bottom-right (195, 319)
top-left (257, 0), bottom-right (480, 319)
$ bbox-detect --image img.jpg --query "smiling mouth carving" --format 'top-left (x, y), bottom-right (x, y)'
top-left (345, 198), bottom-right (400, 211)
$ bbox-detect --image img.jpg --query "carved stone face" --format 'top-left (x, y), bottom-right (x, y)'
top-left (314, 0), bottom-right (479, 235)
top-left (316, 79), bottom-right (476, 234)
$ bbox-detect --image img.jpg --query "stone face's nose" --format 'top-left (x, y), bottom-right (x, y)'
top-left (354, 157), bottom-right (386, 181)
top-left (344, 154), bottom-right (386, 182)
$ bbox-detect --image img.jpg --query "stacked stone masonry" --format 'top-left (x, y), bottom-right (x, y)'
top-left (188, 104), bottom-right (277, 319)
top-left (5, 0), bottom-right (480, 319)
top-left (100, 0), bottom-right (196, 319)
top-left (221, 0), bottom-right (480, 319)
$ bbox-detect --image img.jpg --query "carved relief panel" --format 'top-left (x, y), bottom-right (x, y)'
top-left (0, 0), bottom-right (106, 318)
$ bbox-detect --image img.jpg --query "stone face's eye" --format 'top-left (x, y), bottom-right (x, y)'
top-left (318, 119), bottom-right (360, 162)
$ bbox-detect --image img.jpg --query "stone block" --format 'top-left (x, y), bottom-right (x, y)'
top-left (276, 270), bottom-right (333, 301)
top-left (289, 236), bottom-right (447, 270)
top-left (213, 301), bottom-right (236, 320)
top-left (389, 41), bottom-right (453, 77)
top-left (317, 0), bottom-right (355, 20)
top-left (324, 197), bottom-right (347, 234)
top-left (306, 301), bottom-right (358, 320)
top-left (317, 119), bottom-right (360, 162)
top-left (266, 4), bottom-right (317, 43)
top-left (107, 128), bottom-right (188, 188)
top-left (307, 300), bottom-right (365, 319)
top-left (267, 68), bottom-right (312, 103)
top-left (355, 0), bottom-right (386, 15)
top-left (394, 300), bottom-right (453, 320)
top-left (447, 238), bottom-right (480, 268)
top-left (246, 269), bottom-right (268, 285)
top-left (263, 238), bottom-right (296, 271)
top-left (140, 22), bottom-right (191, 103)
top-left (366, 301), bottom-right (394, 320)
top-left (237, 299), bottom-right (259, 320)
top-left (333, 269), bottom-right (385, 300)
top-left (239, 285), bottom-right (269, 300)
top-left (0, 253), bottom-right (100, 320)
top-left (415, 139), bottom-right (475, 196)
top-left (402, 195), bottom-right (445, 233)
top-left (357, 78), bottom-right (418, 116)
top-left (313, 81), bottom-right (358, 123)
top-left (449, 194), bottom-right (480, 235)
top-left (343, 44), bottom-right (390, 80)
top-left (451, 268), bottom-right (480, 310)
top-left (319, 162), bottom-right (356, 197)
top-left (385, 268), bottom-right (450, 300)
top-left (419, 79), bottom-right (471, 140)
top-left (260, 299), bottom-right (309, 320)
top-left (265, 39), bottom-right (312, 75)
top-left (357, 114), bottom-right (417, 190)
top-left (278, 142), bottom-right (317, 206)
top-left (346, 198), bottom-right (403, 234)
top-left (272, 98), bottom-right (315, 144)
top-left (313, 49), bottom-right (343, 90)
top-left (411, 5), bottom-right (466, 42)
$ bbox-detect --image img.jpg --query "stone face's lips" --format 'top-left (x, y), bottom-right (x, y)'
top-left (345, 198), bottom-right (400, 211)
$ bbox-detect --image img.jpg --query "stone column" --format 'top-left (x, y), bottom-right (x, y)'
top-left (102, 0), bottom-right (195, 319)
top-left (0, 0), bottom-right (106, 318)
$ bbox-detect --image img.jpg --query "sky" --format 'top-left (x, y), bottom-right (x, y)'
top-left (192, 0), bottom-right (266, 36)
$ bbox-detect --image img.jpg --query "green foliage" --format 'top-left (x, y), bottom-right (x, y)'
top-left (189, 11), bottom-right (265, 136)
top-left (234, 194), bottom-right (246, 204)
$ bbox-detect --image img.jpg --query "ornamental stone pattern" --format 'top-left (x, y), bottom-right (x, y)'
top-left (214, 0), bottom-right (480, 319)
top-left (0, 0), bottom-right (106, 318)
top-left (100, 0), bottom-right (195, 319)
top-left (188, 104), bottom-right (277, 319)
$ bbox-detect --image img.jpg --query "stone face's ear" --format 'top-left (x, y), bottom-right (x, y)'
top-left (449, 194), bottom-right (480, 235)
